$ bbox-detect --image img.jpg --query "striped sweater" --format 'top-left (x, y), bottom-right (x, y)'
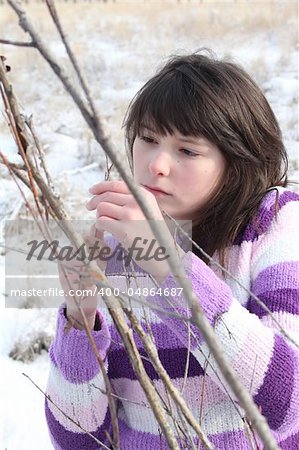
top-left (45, 188), bottom-right (299, 449)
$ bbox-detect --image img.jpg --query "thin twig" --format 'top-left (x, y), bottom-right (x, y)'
top-left (180, 322), bottom-right (191, 395)
top-left (123, 307), bottom-right (213, 450)
top-left (107, 304), bottom-right (181, 450)
top-left (92, 384), bottom-right (151, 409)
top-left (0, 38), bottom-right (35, 47)
top-left (45, 0), bottom-right (98, 120)
top-left (0, 159), bottom-right (25, 170)
top-left (22, 373), bottom-right (112, 450)
top-left (0, 151), bottom-right (30, 189)
top-left (69, 293), bottom-right (120, 449)
top-left (25, 116), bottom-right (55, 190)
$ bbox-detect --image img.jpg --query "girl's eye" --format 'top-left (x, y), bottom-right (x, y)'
top-left (140, 135), bottom-right (156, 144)
top-left (180, 148), bottom-right (197, 157)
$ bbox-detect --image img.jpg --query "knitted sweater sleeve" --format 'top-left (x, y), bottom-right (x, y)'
top-left (45, 305), bottom-right (112, 450)
top-left (150, 191), bottom-right (299, 437)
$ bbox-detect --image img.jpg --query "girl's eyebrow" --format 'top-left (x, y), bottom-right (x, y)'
top-left (176, 135), bottom-right (204, 145)
top-left (140, 124), bottom-right (157, 133)
top-left (140, 125), bottom-right (205, 146)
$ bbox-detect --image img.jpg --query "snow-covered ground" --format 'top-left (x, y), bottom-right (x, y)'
top-left (0, 2), bottom-right (298, 449)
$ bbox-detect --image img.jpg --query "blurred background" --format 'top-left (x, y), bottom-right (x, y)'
top-left (0, 1), bottom-right (298, 448)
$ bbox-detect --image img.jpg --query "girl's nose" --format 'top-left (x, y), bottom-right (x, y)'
top-left (148, 151), bottom-right (171, 177)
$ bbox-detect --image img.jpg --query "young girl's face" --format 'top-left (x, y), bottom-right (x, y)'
top-left (132, 126), bottom-right (227, 220)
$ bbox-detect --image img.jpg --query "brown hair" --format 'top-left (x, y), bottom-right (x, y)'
top-left (123, 50), bottom-right (288, 263)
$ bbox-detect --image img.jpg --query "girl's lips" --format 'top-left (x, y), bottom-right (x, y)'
top-left (143, 185), bottom-right (170, 195)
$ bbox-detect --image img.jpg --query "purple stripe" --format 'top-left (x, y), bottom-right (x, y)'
top-left (137, 321), bottom-right (190, 349)
top-left (248, 262), bottom-right (299, 317)
top-left (49, 307), bottom-right (111, 384)
top-left (253, 262), bottom-right (299, 294)
top-left (279, 429), bottom-right (299, 449)
top-left (204, 428), bottom-right (255, 450)
top-left (116, 424), bottom-right (262, 450)
top-left (254, 334), bottom-right (295, 430)
top-left (109, 321), bottom-right (185, 351)
top-left (108, 347), bottom-right (204, 380)
top-left (248, 288), bottom-right (299, 317)
top-left (45, 399), bottom-right (112, 450)
top-left (117, 418), bottom-right (169, 449)
top-left (234, 190), bottom-right (299, 245)
top-left (262, 189), bottom-right (299, 211)
top-left (49, 335), bottom-right (108, 384)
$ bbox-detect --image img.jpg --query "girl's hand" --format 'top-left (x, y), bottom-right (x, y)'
top-left (86, 180), bottom-right (177, 281)
top-left (58, 227), bottom-right (108, 330)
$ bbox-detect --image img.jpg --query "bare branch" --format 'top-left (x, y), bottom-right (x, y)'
top-left (0, 159), bottom-right (25, 170)
top-left (0, 152), bottom-right (29, 187)
top-left (0, 38), bottom-right (35, 47)
top-left (24, 116), bottom-right (55, 190)
top-left (22, 373), bottom-right (112, 450)
top-left (68, 297), bottom-right (120, 449)
top-left (7, 0), bottom-right (98, 132)
top-left (107, 305), bottom-right (181, 450)
top-left (45, 0), bottom-right (98, 119)
top-left (0, 61), bottom-right (30, 153)
top-left (123, 307), bottom-right (213, 450)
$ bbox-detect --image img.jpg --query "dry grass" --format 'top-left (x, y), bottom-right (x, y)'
top-left (0, 0), bottom-right (297, 183)
top-left (0, 2), bottom-right (297, 41)
top-left (1, 2), bottom-right (297, 86)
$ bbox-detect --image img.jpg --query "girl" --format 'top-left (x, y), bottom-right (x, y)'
top-left (45, 52), bottom-right (299, 449)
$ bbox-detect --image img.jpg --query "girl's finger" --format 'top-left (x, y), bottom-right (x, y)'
top-left (86, 192), bottom-right (129, 211)
top-left (96, 202), bottom-right (122, 220)
top-left (89, 180), bottom-right (129, 196)
top-left (89, 224), bottom-right (111, 270)
top-left (83, 225), bottom-right (104, 244)
top-left (95, 216), bottom-right (121, 238)
top-left (90, 224), bottom-right (104, 241)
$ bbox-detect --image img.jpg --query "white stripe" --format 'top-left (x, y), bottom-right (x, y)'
top-left (223, 241), bottom-right (253, 306)
top-left (201, 399), bottom-right (245, 435)
top-left (117, 388), bottom-right (245, 436)
top-left (113, 376), bottom-right (243, 435)
top-left (251, 202), bottom-right (299, 278)
top-left (47, 359), bottom-right (107, 407)
top-left (193, 299), bottom-right (274, 396)
top-left (261, 311), bottom-right (299, 347)
top-left (47, 360), bottom-right (108, 432)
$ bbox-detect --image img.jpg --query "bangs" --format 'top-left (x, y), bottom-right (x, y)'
top-left (124, 69), bottom-right (210, 147)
